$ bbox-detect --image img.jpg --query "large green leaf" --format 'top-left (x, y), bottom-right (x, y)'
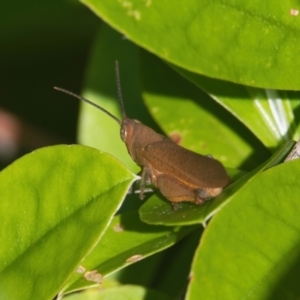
top-left (63, 211), bottom-right (196, 294)
top-left (186, 157), bottom-right (300, 299)
top-left (174, 66), bottom-right (300, 149)
top-left (81, 0), bottom-right (300, 89)
top-left (140, 50), bottom-right (269, 169)
top-left (0, 145), bottom-right (135, 300)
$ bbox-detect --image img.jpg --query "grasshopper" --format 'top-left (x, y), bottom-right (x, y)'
top-left (54, 62), bottom-right (230, 205)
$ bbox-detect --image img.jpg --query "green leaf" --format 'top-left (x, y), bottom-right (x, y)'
top-left (173, 66), bottom-right (300, 148)
top-left (63, 211), bottom-right (196, 294)
top-left (186, 157), bottom-right (300, 299)
top-left (63, 285), bottom-right (171, 300)
top-left (104, 250), bottom-right (167, 289)
top-left (81, 0), bottom-right (300, 89)
top-left (140, 50), bottom-right (269, 169)
top-left (151, 228), bottom-right (202, 298)
top-left (139, 141), bottom-right (294, 226)
top-left (78, 23), bottom-right (158, 173)
top-left (0, 145), bottom-right (135, 300)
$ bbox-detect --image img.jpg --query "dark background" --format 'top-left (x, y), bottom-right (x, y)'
top-left (0, 1), bottom-right (100, 168)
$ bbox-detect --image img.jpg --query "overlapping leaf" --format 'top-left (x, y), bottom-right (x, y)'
top-left (0, 145), bottom-right (135, 300)
top-left (82, 0), bottom-right (300, 89)
top-left (63, 211), bottom-right (195, 294)
top-left (187, 157), bottom-right (300, 299)
top-left (140, 51), bottom-right (270, 169)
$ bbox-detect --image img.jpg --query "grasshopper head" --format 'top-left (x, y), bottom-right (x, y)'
top-left (120, 118), bottom-right (141, 143)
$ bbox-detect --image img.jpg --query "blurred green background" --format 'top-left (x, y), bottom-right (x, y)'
top-left (0, 1), bottom-right (101, 168)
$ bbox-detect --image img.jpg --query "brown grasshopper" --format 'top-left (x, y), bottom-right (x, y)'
top-left (54, 62), bottom-right (230, 205)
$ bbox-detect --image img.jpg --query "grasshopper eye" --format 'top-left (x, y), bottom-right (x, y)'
top-left (121, 126), bottom-right (127, 142)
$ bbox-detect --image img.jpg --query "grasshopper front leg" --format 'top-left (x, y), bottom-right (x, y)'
top-left (139, 166), bottom-right (152, 200)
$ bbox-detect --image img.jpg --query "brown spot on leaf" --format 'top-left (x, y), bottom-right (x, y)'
top-left (290, 9), bottom-right (299, 16)
top-left (126, 254), bottom-right (143, 263)
top-left (76, 265), bottom-right (86, 274)
top-left (84, 270), bottom-right (103, 284)
top-left (113, 223), bottom-right (124, 232)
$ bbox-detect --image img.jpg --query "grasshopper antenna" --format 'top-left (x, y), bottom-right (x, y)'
top-left (115, 60), bottom-right (127, 119)
top-left (54, 87), bottom-right (122, 125)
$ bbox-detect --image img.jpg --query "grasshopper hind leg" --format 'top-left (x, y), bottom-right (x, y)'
top-left (155, 174), bottom-right (196, 203)
top-left (156, 174), bottom-right (220, 205)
